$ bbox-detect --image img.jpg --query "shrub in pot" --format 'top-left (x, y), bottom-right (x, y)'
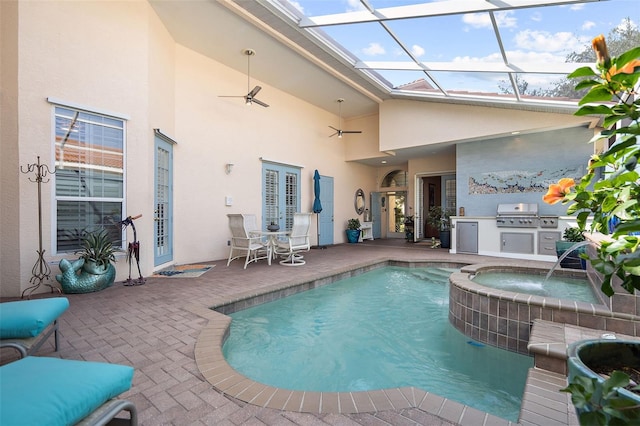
top-left (564, 339), bottom-right (640, 424)
top-left (345, 218), bottom-right (361, 243)
top-left (556, 227), bottom-right (587, 269)
top-left (426, 206), bottom-right (454, 248)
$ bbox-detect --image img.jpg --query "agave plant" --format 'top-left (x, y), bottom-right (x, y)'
top-left (78, 229), bottom-right (117, 269)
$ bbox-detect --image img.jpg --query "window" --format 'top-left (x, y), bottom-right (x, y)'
top-left (54, 106), bottom-right (125, 253)
top-left (381, 170), bottom-right (407, 188)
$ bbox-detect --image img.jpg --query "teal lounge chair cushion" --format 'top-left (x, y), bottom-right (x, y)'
top-left (0, 356), bottom-right (134, 426)
top-left (0, 297), bottom-right (69, 338)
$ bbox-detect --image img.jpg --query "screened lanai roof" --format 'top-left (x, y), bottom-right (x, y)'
top-left (268, 0), bottom-right (636, 108)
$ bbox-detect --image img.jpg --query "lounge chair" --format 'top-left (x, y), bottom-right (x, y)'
top-left (275, 212), bottom-right (312, 266)
top-left (227, 214), bottom-right (271, 269)
top-left (0, 356), bottom-right (137, 425)
top-left (0, 297), bottom-right (69, 358)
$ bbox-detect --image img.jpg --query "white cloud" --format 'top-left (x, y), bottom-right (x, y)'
top-left (569, 4), bottom-right (585, 11)
top-left (411, 45), bottom-right (425, 57)
top-left (362, 42), bottom-right (386, 56)
top-left (345, 0), bottom-right (366, 12)
top-left (530, 12), bottom-right (542, 22)
top-left (582, 21), bottom-right (596, 30)
top-left (615, 17), bottom-right (638, 31)
top-left (514, 30), bottom-right (586, 53)
top-left (462, 11), bottom-right (517, 29)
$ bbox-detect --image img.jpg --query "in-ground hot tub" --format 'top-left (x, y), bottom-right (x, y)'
top-left (448, 263), bottom-right (610, 354)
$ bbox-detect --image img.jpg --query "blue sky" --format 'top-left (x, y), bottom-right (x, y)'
top-left (283, 0), bottom-right (637, 94)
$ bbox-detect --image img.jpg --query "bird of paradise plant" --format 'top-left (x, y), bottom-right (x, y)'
top-left (544, 35), bottom-right (640, 297)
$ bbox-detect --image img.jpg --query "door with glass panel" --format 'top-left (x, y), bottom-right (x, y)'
top-left (262, 162), bottom-right (300, 231)
top-left (386, 191), bottom-right (408, 238)
top-left (154, 137), bottom-right (173, 266)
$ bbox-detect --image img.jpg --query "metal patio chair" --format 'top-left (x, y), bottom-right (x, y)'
top-left (226, 214), bottom-right (270, 269)
top-left (275, 213), bottom-right (312, 266)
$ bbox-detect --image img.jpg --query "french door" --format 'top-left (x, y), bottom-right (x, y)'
top-left (262, 162), bottom-right (300, 231)
top-left (154, 135), bottom-right (174, 266)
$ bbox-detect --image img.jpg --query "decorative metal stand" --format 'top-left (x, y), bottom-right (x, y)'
top-left (20, 156), bottom-right (61, 298)
top-left (120, 214), bottom-right (145, 286)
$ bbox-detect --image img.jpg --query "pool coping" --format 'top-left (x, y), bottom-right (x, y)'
top-left (187, 259), bottom-right (574, 425)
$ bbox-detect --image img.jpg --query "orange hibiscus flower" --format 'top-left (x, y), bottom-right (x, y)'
top-left (543, 178), bottom-right (575, 204)
top-left (592, 35), bottom-right (610, 66)
top-left (608, 59), bottom-right (640, 78)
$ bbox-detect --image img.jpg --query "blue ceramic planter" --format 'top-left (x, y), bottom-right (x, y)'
top-left (345, 229), bottom-right (360, 243)
top-left (567, 339), bottom-right (640, 418)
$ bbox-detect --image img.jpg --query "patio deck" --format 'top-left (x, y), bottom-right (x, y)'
top-left (1, 240), bottom-right (580, 425)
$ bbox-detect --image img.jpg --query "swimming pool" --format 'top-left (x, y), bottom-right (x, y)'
top-left (223, 266), bottom-right (533, 422)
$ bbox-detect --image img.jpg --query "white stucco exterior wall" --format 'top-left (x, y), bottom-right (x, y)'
top-left (1, 0), bottom-right (377, 297)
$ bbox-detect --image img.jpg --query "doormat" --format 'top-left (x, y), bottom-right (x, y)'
top-left (152, 264), bottom-right (215, 278)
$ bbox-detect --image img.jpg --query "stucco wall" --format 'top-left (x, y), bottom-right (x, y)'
top-left (379, 99), bottom-right (594, 151)
top-left (1, 0), bottom-right (377, 297)
top-left (1, 1), bottom-right (21, 296)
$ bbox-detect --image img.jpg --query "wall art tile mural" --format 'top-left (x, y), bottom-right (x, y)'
top-left (468, 166), bottom-right (584, 195)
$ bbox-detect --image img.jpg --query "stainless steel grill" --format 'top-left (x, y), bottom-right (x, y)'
top-left (496, 203), bottom-right (539, 228)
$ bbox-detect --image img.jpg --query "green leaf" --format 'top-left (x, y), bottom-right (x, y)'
top-left (579, 86), bottom-right (615, 105)
top-left (574, 79), bottom-right (602, 91)
top-left (616, 47), bottom-right (640, 69)
top-left (575, 104), bottom-right (614, 116)
top-left (568, 66), bottom-right (598, 78)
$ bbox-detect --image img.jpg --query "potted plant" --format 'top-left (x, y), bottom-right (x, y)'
top-left (78, 229), bottom-right (117, 274)
top-left (345, 218), bottom-right (361, 243)
top-left (564, 339), bottom-right (640, 424)
top-left (556, 227), bottom-right (587, 269)
top-left (544, 35), bottom-right (640, 423)
top-left (426, 206), bottom-right (453, 248)
top-left (56, 229), bottom-right (118, 293)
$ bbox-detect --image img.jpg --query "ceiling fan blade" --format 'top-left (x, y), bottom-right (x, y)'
top-left (247, 85), bottom-right (262, 97)
top-left (251, 97), bottom-right (270, 108)
top-left (341, 130), bottom-right (362, 134)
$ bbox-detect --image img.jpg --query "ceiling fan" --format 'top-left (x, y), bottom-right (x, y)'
top-left (329, 98), bottom-right (362, 138)
top-left (219, 49), bottom-right (269, 107)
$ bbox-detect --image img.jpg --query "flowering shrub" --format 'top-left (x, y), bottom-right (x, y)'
top-left (544, 35), bottom-right (640, 296)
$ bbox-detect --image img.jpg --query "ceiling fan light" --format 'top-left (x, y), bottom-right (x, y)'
top-left (245, 98), bottom-right (252, 105)
top-left (338, 131), bottom-right (343, 138)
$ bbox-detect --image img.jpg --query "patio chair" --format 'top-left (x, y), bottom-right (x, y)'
top-left (0, 356), bottom-right (137, 425)
top-left (0, 297), bottom-right (69, 358)
top-left (227, 214), bottom-right (271, 269)
top-left (275, 212), bottom-right (312, 266)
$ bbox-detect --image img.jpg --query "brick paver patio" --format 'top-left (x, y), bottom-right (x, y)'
top-left (1, 240), bottom-right (558, 425)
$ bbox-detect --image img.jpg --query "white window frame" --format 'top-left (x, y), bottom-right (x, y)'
top-left (49, 99), bottom-right (127, 254)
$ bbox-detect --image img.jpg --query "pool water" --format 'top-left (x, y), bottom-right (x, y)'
top-left (472, 271), bottom-right (598, 304)
top-left (223, 266), bottom-right (533, 422)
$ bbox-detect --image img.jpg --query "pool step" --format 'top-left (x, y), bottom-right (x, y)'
top-left (527, 319), bottom-right (621, 375)
top-left (519, 367), bottom-right (577, 426)
top-left (409, 267), bottom-right (457, 282)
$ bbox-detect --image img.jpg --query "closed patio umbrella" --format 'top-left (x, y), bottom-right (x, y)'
top-left (313, 170), bottom-right (322, 214)
top-left (312, 170), bottom-right (325, 249)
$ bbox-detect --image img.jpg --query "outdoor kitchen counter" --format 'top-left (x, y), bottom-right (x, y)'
top-left (450, 215), bottom-right (579, 262)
